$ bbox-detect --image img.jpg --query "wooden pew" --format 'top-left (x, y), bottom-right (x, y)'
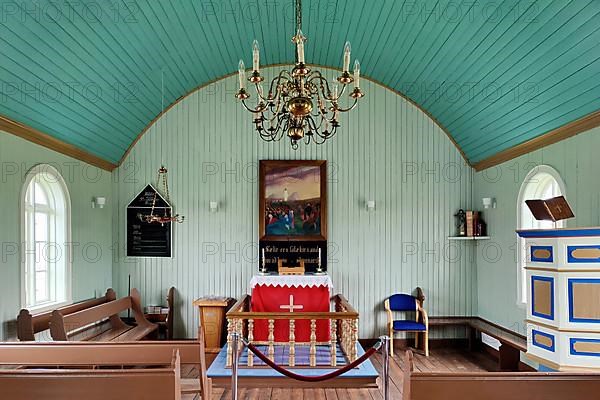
top-left (402, 351), bottom-right (600, 400)
top-left (429, 316), bottom-right (526, 371)
top-left (0, 329), bottom-right (211, 399)
top-left (17, 289), bottom-right (116, 341)
top-left (49, 288), bottom-right (157, 341)
top-left (0, 349), bottom-right (182, 400)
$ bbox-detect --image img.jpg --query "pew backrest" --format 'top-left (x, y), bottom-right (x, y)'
top-left (17, 289), bottom-right (116, 341)
top-left (0, 349), bottom-right (182, 400)
top-left (49, 288), bottom-right (156, 341)
top-left (0, 330), bottom-right (210, 398)
top-left (403, 351), bottom-right (600, 400)
top-left (167, 286), bottom-right (175, 339)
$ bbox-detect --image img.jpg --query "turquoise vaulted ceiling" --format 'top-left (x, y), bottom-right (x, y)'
top-left (1, 0), bottom-right (600, 166)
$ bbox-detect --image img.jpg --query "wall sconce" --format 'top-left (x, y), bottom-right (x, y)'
top-left (91, 197), bottom-right (106, 209)
top-left (209, 201), bottom-right (219, 212)
top-left (482, 197), bottom-right (496, 209)
top-left (366, 200), bottom-right (376, 211)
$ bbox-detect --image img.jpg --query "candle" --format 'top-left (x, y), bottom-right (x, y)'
top-left (262, 248), bottom-right (265, 261)
top-left (332, 81), bottom-right (338, 99)
top-left (343, 41), bottom-right (351, 72)
top-left (252, 40), bottom-right (260, 72)
top-left (318, 248), bottom-right (321, 265)
top-left (297, 29), bottom-right (305, 63)
top-left (238, 60), bottom-right (246, 90)
top-left (353, 60), bottom-right (360, 89)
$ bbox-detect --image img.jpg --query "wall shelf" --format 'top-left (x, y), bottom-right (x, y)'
top-left (448, 236), bottom-right (491, 240)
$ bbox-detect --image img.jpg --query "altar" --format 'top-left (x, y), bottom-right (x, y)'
top-left (250, 275), bottom-right (333, 342)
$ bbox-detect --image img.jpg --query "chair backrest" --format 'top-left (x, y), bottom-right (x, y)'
top-left (388, 294), bottom-right (417, 311)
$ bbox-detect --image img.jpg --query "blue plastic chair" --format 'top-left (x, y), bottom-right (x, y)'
top-left (384, 291), bottom-right (429, 356)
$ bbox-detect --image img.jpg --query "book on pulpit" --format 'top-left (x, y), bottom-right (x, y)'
top-left (525, 196), bottom-right (574, 222)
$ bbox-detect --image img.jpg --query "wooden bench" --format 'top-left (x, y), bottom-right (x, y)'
top-left (49, 288), bottom-right (157, 341)
top-left (0, 329), bottom-right (211, 399)
top-left (402, 350), bottom-right (600, 400)
top-left (0, 349), bottom-right (183, 400)
top-left (429, 316), bottom-right (526, 371)
top-left (17, 289), bottom-right (116, 341)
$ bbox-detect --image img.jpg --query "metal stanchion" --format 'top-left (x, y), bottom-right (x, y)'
top-left (381, 336), bottom-right (390, 400)
top-left (231, 332), bottom-right (240, 400)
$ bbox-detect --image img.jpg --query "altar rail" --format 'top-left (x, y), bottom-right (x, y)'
top-left (225, 294), bottom-right (359, 368)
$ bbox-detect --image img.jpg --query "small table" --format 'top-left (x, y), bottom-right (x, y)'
top-left (193, 297), bottom-right (234, 353)
top-left (250, 274), bottom-right (333, 342)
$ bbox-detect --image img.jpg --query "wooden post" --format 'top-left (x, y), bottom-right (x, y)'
top-left (310, 319), bottom-right (317, 367)
top-left (235, 319), bottom-right (243, 351)
top-left (351, 318), bottom-right (359, 361)
top-left (330, 319), bottom-right (337, 366)
top-left (268, 319), bottom-right (275, 361)
top-left (226, 318), bottom-right (233, 367)
top-left (289, 319), bottom-right (296, 367)
top-left (247, 319), bottom-right (254, 367)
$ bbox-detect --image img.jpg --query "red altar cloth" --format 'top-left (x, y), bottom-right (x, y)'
top-left (250, 276), bottom-right (332, 342)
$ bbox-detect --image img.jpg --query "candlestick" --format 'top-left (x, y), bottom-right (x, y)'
top-left (252, 40), bottom-right (260, 72)
top-left (353, 60), bottom-right (360, 89)
top-left (260, 248), bottom-right (267, 274)
top-left (343, 42), bottom-right (351, 72)
top-left (238, 60), bottom-right (246, 90)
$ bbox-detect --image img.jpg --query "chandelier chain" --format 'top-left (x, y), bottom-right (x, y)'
top-left (296, 0), bottom-right (302, 32)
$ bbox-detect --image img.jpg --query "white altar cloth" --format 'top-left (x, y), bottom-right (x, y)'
top-left (249, 274), bottom-right (333, 290)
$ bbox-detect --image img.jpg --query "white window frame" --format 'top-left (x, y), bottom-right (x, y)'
top-left (20, 164), bottom-right (72, 313)
top-left (516, 165), bottom-right (566, 307)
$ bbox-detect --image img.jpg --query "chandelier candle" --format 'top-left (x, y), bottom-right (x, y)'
top-left (252, 40), bottom-right (260, 72)
top-left (354, 60), bottom-right (360, 89)
top-left (234, 0), bottom-right (364, 149)
top-left (343, 42), bottom-right (351, 72)
top-left (296, 29), bottom-right (306, 63)
top-left (238, 60), bottom-right (246, 90)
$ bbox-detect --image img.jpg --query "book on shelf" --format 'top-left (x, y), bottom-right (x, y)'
top-left (466, 211), bottom-right (474, 237)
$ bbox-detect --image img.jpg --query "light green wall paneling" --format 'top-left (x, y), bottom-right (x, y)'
top-left (112, 66), bottom-right (476, 338)
top-left (474, 126), bottom-right (600, 335)
top-left (0, 132), bottom-right (113, 340)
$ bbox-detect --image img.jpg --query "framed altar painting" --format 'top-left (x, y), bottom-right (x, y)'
top-left (259, 160), bottom-right (327, 241)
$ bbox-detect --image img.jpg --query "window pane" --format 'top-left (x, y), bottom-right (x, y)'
top-left (35, 271), bottom-right (48, 302)
top-left (34, 212), bottom-right (48, 243)
top-left (33, 182), bottom-right (48, 205)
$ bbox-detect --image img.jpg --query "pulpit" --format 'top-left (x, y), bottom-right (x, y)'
top-left (250, 275), bottom-right (332, 342)
top-left (518, 227), bottom-right (600, 371)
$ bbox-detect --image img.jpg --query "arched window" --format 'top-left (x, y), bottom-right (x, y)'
top-left (21, 165), bottom-right (71, 311)
top-left (517, 165), bottom-right (566, 305)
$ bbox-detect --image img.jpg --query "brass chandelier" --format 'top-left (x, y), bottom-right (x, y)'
top-left (235, 0), bottom-right (364, 149)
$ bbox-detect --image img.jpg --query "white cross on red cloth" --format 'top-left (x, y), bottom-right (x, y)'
top-left (279, 294), bottom-right (304, 312)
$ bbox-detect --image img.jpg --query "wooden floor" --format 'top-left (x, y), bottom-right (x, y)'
top-left (183, 347), bottom-right (498, 400)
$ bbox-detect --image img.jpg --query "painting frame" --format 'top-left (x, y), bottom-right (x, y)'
top-left (259, 160), bottom-right (327, 241)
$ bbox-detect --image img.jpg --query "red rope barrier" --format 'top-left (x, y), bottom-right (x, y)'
top-left (244, 341), bottom-right (380, 382)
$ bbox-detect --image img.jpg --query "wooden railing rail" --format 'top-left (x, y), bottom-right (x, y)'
top-left (225, 294), bottom-right (358, 368)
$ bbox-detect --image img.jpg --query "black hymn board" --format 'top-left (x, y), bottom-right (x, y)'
top-left (127, 185), bottom-right (172, 257)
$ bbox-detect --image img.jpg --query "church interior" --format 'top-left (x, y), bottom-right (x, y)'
top-left (2, 0), bottom-right (600, 399)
